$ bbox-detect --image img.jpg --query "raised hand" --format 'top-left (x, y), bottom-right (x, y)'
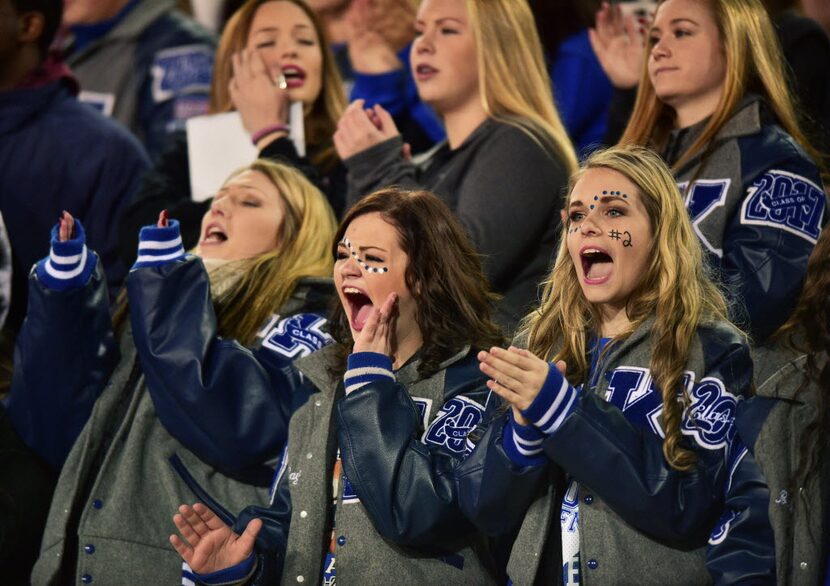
top-left (58, 211), bottom-right (75, 242)
top-left (353, 292), bottom-right (397, 356)
top-left (588, 1), bottom-right (648, 89)
top-left (479, 347), bottom-right (568, 424)
top-left (334, 99), bottom-right (401, 160)
top-left (346, 0), bottom-right (404, 74)
top-left (170, 503), bottom-right (263, 574)
top-left (230, 48), bottom-right (290, 140)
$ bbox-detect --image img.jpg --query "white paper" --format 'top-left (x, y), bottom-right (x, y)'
top-left (186, 112), bottom-right (259, 202)
top-left (289, 101), bottom-right (305, 158)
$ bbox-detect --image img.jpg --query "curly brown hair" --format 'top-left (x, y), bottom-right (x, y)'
top-left (327, 189), bottom-right (505, 378)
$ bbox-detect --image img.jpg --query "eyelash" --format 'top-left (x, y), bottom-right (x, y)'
top-left (568, 208), bottom-right (625, 222)
top-left (255, 39), bottom-right (316, 49)
top-left (336, 251), bottom-right (349, 260)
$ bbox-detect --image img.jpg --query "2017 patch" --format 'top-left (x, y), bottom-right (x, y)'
top-left (423, 396), bottom-right (485, 455)
top-left (741, 169), bottom-right (824, 243)
top-left (261, 313), bottom-right (332, 359)
top-left (151, 44), bottom-right (213, 103)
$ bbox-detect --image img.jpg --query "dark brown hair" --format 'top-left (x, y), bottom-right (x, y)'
top-left (773, 225), bottom-right (830, 498)
top-left (328, 189), bottom-right (505, 378)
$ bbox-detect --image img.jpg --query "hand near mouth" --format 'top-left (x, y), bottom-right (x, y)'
top-left (479, 347), bottom-right (567, 425)
top-left (353, 292), bottom-right (398, 357)
top-left (230, 48), bottom-right (290, 142)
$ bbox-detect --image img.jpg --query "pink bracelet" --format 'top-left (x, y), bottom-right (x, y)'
top-left (251, 124), bottom-right (289, 145)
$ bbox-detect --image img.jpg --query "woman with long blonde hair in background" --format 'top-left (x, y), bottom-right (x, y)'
top-left (6, 160), bottom-right (338, 584)
top-left (121, 0), bottom-right (348, 266)
top-left (619, 0), bottom-right (826, 343)
top-left (333, 0), bottom-right (578, 333)
top-left (460, 145), bottom-right (764, 585)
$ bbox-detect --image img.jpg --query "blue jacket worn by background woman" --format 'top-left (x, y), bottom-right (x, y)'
top-left (5, 221), bottom-right (332, 584)
top-left (457, 319), bottom-right (772, 585)
top-left (663, 95), bottom-right (826, 342)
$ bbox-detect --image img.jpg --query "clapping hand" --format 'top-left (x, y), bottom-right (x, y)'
top-left (588, 1), bottom-right (649, 89)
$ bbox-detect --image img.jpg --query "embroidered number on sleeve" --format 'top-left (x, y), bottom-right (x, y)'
top-left (681, 377), bottom-right (738, 450)
top-left (423, 396), bottom-right (485, 455)
top-left (261, 313), bottom-right (332, 358)
top-left (740, 169), bottom-right (825, 243)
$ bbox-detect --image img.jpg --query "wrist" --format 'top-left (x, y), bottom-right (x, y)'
top-left (251, 123), bottom-right (290, 146)
top-left (36, 219), bottom-right (96, 291)
top-left (133, 219), bottom-right (185, 269)
top-left (344, 352), bottom-right (395, 395)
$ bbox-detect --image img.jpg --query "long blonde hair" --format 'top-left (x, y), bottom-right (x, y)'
top-left (213, 159), bottom-right (337, 345)
top-left (209, 0), bottom-right (346, 172)
top-left (465, 0), bottom-right (578, 174)
top-left (620, 0), bottom-right (823, 175)
top-left (523, 145), bottom-right (731, 470)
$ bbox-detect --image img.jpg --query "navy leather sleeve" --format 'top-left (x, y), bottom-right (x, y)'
top-left (5, 259), bottom-right (118, 471)
top-left (335, 356), bottom-right (490, 548)
top-left (456, 413), bottom-right (551, 537)
top-left (542, 342), bottom-right (753, 547)
top-left (724, 143), bottom-right (826, 342)
top-left (127, 258), bottom-right (311, 483)
top-left (706, 440), bottom-right (776, 584)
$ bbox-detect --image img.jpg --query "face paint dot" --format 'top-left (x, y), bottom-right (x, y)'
top-left (623, 193), bottom-right (628, 198)
top-left (589, 205), bottom-right (595, 210)
top-left (594, 195), bottom-right (599, 201)
top-left (602, 191), bottom-right (607, 195)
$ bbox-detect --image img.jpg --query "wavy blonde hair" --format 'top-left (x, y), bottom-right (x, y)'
top-left (465, 0), bottom-right (578, 174)
top-left (213, 159), bottom-right (337, 345)
top-left (209, 0), bottom-right (347, 172)
top-left (523, 145), bottom-right (731, 470)
top-left (620, 0), bottom-right (824, 176)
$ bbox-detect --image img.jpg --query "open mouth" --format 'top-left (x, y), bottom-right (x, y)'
top-left (414, 64), bottom-right (438, 80)
top-left (201, 225), bottom-right (227, 245)
top-left (342, 286), bottom-right (374, 331)
top-left (282, 65), bottom-right (306, 88)
top-left (580, 248), bottom-right (613, 283)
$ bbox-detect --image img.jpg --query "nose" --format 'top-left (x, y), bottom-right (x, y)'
top-left (579, 212), bottom-right (602, 236)
top-left (651, 36), bottom-right (670, 60)
top-left (209, 196), bottom-right (230, 218)
top-left (280, 39), bottom-right (299, 60)
top-left (414, 28), bottom-right (434, 55)
top-left (339, 252), bottom-right (363, 278)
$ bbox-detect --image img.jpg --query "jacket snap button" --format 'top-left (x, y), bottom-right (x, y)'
top-left (296, 576), bottom-right (305, 582)
top-left (81, 574), bottom-right (93, 583)
top-left (587, 559), bottom-right (599, 570)
top-left (337, 535), bottom-right (346, 546)
top-left (300, 510), bottom-right (308, 518)
top-left (800, 562), bottom-right (808, 570)
top-left (306, 452), bottom-right (313, 460)
top-left (315, 400), bottom-right (322, 407)
top-left (92, 499), bottom-right (103, 509)
top-left (84, 544), bottom-right (95, 554)
top-left (583, 494), bottom-right (594, 504)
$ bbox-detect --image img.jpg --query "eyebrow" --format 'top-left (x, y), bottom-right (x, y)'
top-left (650, 18), bottom-right (699, 32)
top-left (252, 24), bottom-right (312, 33)
top-left (415, 17), bottom-right (464, 26)
top-left (569, 196), bottom-right (631, 207)
top-left (336, 242), bottom-right (388, 253)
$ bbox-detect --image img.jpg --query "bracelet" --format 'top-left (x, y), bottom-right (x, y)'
top-left (251, 124), bottom-right (289, 145)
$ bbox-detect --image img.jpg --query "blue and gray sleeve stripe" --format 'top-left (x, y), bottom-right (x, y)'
top-left (344, 352), bottom-right (395, 395)
top-left (502, 411), bottom-right (548, 468)
top-left (522, 364), bottom-right (578, 435)
top-left (35, 220), bottom-right (96, 291)
top-left (134, 220), bottom-right (186, 268)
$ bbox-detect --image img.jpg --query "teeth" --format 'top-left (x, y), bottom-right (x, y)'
top-left (343, 287), bottom-right (362, 294)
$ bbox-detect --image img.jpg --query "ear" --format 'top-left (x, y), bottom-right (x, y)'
top-left (18, 12), bottom-right (45, 46)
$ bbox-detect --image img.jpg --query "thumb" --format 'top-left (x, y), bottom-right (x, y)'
top-left (555, 360), bottom-right (567, 375)
top-left (236, 518), bottom-right (263, 556)
top-left (402, 142), bottom-right (412, 162)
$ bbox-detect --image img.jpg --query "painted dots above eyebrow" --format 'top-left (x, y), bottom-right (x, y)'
top-left (342, 238), bottom-right (389, 274)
